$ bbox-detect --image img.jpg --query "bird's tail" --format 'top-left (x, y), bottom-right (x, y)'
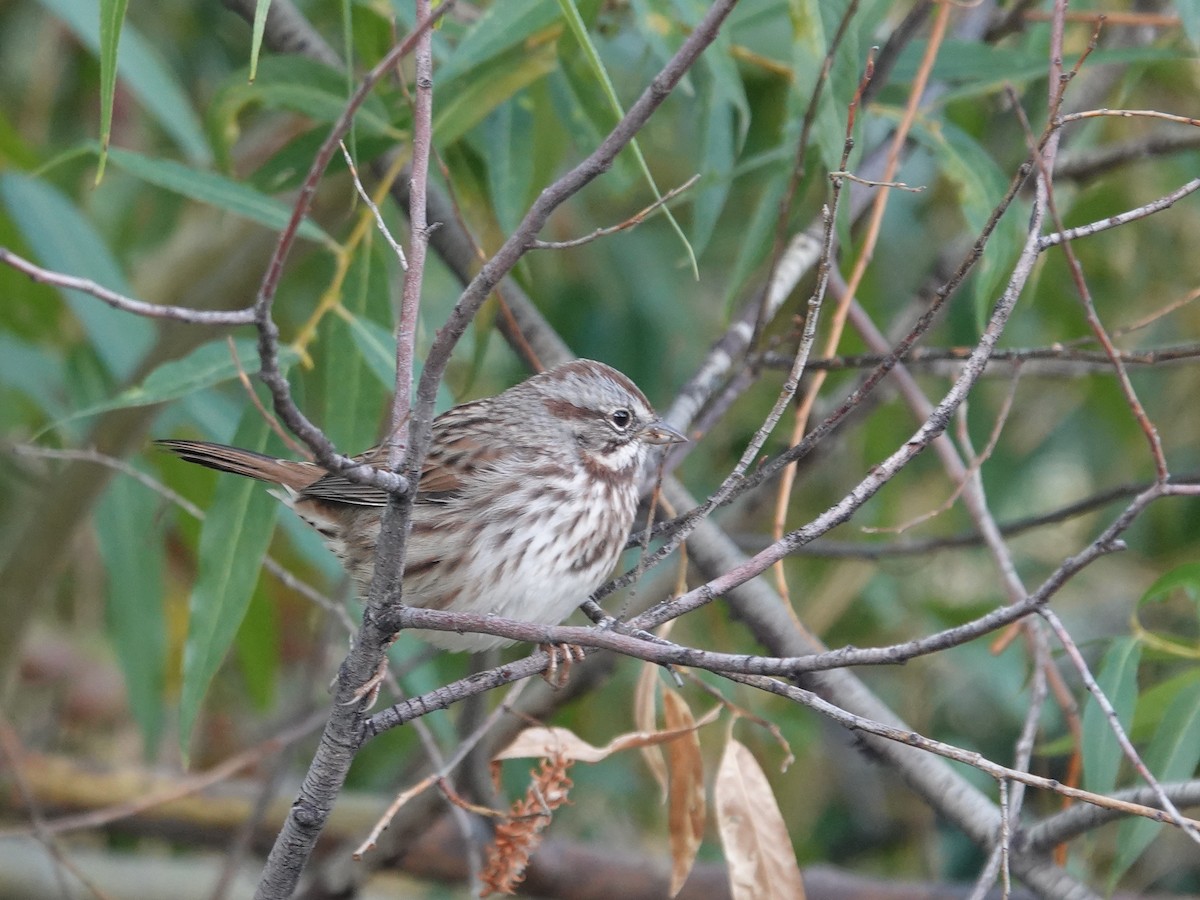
top-left (156, 439), bottom-right (319, 492)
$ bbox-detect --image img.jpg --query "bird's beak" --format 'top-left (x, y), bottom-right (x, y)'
top-left (640, 419), bottom-right (688, 445)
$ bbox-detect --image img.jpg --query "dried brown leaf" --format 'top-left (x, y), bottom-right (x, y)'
top-left (495, 708), bottom-right (720, 764)
top-left (715, 739), bottom-right (805, 900)
top-left (664, 689), bottom-right (706, 897)
top-left (635, 656), bottom-right (669, 801)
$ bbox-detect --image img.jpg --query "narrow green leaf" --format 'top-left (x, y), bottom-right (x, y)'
top-left (343, 312), bottom-right (398, 388)
top-left (788, 0), bottom-right (844, 176)
top-left (179, 408), bottom-right (278, 755)
top-left (209, 56), bottom-right (400, 169)
top-left (1111, 674), bottom-right (1200, 886)
top-left (436, 1), bottom-right (563, 85)
top-left (721, 164), bottom-right (788, 311)
top-left (39, 337), bottom-right (299, 435)
top-left (0, 334), bottom-right (67, 420)
top-left (97, 468), bottom-right (166, 757)
top-left (1142, 561), bottom-right (1200, 605)
top-left (104, 146), bottom-right (333, 246)
top-left (179, 390), bottom-right (244, 443)
top-left (555, 0), bottom-right (699, 278)
top-left (247, 128), bottom-right (393, 195)
top-left (1081, 637), bottom-right (1141, 795)
top-left (891, 41), bottom-right (1185, 102)
top-left (0, 172), bottom-right (154, 381)
top-left (95, 0), bottom-right (129, 182)
top-left (248, 0), bottom-right (271, 82)
top-left (688, 11), bottom-right (750, 255)
top-left (550, 63), bottom-right (636, 188)
top-left (37, 0), bottom-right (209, 162)
top-left (233, 584), bottom-right (279, 711)
top-left (909, 120), bottom-right (1024, 329)
top-left (1137, 561), bottom-right (1200, 656)
top-left (691, 86), bottom-right (735, 255)
top-left (341, 311), bottom-right (453, 413)
top-left (322, 242), bottom-right (389, 452)
top-left (434, 41), bottom-right (558, 148)
top-left (478, 95), bottom-right (536, 236)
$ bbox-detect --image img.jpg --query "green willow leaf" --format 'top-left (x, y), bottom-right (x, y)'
top-left (434, 41), bottom-right (558, 147)
top-left (95, 0), bottom-right (129, 182)
top-left (1111, 674), bottom-right (1200, 886)
top-left (179, 408), bottom-right (277, 755)
top-left (343, 312), bottom-right (398, 388)
top-left (1080, 636), bottom-right (1141, 796)
top-left (908, 119), bottom-right (1024, 329)
top-left (892, 41), bottom-right (1185, 101)
top-left (1141, 561), bottom-right (1200, 605)
top-left (233, 585), bottom-right (279, 711)
top-left (209, 56), bottom-right (401, 169)
top-left (322, 241), bottom-right (390, 452)
top-left (97, 469), bottom-right (166, 757)
top-left (104, 146), bottom-right (333, 246)
top-left (437, 1), bottom-right (563, 85)
top-left (556, 0), bottom-right (698, 278)
top-left (0, 172), bottom-right (153, 381)
top-left (478, 95), bottom-right (537, 236)
top-left (37, 0), bottom-right (209, 162)
top-left (39, 337), bottom-right (300, 435)
top-left (248, 0), bottom-right (271, 82)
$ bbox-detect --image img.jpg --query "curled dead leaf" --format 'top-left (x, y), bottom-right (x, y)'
top-left (715, 738), bottom-right (805, 900)
top-left (635, 655), bottom-right (669, 802)
top-left (494, 706), bottom-right (720, 764)
top-left (664, 688), bottom-right (706, 897)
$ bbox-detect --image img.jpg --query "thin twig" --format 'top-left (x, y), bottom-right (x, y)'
top-left (827, 171), bottom-right (925, 192)
top-left (354, 680), bottom-right (530, 858)
top-left (762, 341), bottom-right (1200, 373)
top-left (387, 0), bottom-right (434, 464)
top-left (13, 444), bottom-right (203, 519)
top-left (249, 3), bottom-right (454, 496)
top-left (529, 175), bottom-right (700, 250)
top-left (722, 670), bottom-right (1200, 833)
top-left (228, 336), bottom-right (309, 457)
top-left (1039, 608), bottom-right (1200, 846)
top-left (1038, 177), bottom-right (1200, 249)
top-left (0, 248), bottom-right (256, 325)
top-left (339, 141), bottom-right (408, 269)
top-left (1057, 109), bottom-right (1200, 127)
top-left (1013, 87), bottom-right (1169, 479)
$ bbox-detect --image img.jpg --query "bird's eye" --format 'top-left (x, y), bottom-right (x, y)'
top-left (610, 408), bottom-right (632, 429)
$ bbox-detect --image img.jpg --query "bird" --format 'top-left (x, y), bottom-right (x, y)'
top-left (158, 359), bottom-right (686, 652)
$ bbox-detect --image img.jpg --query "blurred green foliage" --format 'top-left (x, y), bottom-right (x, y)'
top-left (2, 0), bottom-right (1199, 895)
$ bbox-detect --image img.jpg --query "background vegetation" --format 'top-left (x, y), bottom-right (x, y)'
top-left (1, 0), bottom-right (1199, 897)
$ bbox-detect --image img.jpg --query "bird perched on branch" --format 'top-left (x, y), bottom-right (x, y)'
top-left (159, 359), bottom-right (686, 652)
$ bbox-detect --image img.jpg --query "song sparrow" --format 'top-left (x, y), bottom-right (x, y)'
top-left (158, 359), bottom-right (685, 651)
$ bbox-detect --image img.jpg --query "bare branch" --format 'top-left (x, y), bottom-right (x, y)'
top-left (528, 175), bottom-right (700, 250)
top-left (1038, 177), bottom-right (1200, 249)
top-left (0, 248), bottom-right (256, 325)
top-left (248, 3), bottom-right (454, 497)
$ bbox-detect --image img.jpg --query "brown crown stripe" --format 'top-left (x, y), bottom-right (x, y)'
top-left (544, 359), bottom-right (647, 402)
top-left (540, 396), bottom-right (596, 421)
